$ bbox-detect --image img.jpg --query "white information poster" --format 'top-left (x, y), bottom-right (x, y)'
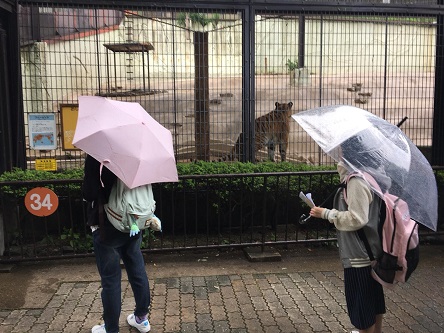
top-left (28, 113), bottom-right (57, 150)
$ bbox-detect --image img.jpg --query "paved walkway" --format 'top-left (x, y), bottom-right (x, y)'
top-left (0, 244), bottom-right (443, 333)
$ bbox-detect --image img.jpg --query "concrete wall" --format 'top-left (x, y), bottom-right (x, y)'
top-left (20, 15), bottom-right (436, 114)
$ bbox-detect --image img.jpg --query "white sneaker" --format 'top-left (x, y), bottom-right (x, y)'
top-left (127, 314), bottom-right (151, 332)
top-left (91, 324), bottom-right (107, 333)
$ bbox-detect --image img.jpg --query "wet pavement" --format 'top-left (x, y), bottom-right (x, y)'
top-left (0, 244), bottom-right (443, 333)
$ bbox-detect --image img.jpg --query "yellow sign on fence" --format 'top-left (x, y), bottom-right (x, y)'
top-left (60, 104), bottom-right (79, 150)
top-left (35, 158), bottom-right (57, 171)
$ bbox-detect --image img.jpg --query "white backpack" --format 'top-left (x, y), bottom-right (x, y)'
top-left (104, 178), bottom-right (161, 234)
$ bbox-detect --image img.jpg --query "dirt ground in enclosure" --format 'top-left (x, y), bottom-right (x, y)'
top-left (99, 73), bottom-right (434, 164)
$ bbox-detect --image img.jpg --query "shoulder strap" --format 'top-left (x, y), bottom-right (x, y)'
top-left (343, 173), bottom-right (376, 261)
top-left (357, 228), bottom-right (375, 261)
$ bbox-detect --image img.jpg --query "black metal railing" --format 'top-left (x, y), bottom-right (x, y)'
top-left (1, 170), bottom-right (442, 263)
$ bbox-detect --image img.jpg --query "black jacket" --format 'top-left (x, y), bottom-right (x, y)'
top-left (82, 155), bottom-right (117, 228)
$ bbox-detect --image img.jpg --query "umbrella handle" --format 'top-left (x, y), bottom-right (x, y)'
top-left (396, 116), bottom-right (408, 128)
top-left (299, 214), bottom-right (312, 225)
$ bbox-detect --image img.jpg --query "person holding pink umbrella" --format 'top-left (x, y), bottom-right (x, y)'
top-left (83, 154), bottom-right (152, 333)
top-left (74, 96), bottom-right (179, 333)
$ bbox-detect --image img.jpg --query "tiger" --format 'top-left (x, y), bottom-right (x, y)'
top-left (224, 101), bottom-right (294, 162)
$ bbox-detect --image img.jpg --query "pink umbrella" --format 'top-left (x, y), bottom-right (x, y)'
top-left (73, 96), bottom-right (178, 188)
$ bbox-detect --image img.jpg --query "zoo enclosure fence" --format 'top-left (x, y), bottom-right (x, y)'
top-left (15, 0), bottom-right (444, 169)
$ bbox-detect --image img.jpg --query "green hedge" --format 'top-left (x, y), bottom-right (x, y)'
top-left (0, 161), bottom-right (442, 199)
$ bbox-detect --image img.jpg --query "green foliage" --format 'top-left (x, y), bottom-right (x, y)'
top-left (60, 227), bottom-right (93, 252)
top-left (140, 228), bottom-right (158, 249)
top-left (286, 59), bottom-right (299, 71)
top-left (176, 160), bottom-right (333, 175)
top-left (176, 12), bottom-right (220, 29)
top-left (0, 167), bottom-right (84, 197)
top-left (436, 170), bottom-right (444, 198)
top-left (0, 162), bottom-right (335, 199)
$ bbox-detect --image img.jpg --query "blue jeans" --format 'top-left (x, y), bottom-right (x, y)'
top-left (93, 229), bottom-right (150, 333)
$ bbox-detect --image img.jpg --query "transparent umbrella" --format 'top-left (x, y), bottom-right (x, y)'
top-left (292, 105), bottom-right (438, 231)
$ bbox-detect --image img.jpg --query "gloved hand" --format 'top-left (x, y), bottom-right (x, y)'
top-left (129, 223), bottom-right (140, 237)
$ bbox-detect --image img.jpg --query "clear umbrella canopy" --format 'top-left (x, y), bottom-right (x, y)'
top-left (292, 105), bottom-right (438, 231)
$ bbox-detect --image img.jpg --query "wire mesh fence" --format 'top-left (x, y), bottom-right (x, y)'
top-left (17, 1), bottom-right (440, 169)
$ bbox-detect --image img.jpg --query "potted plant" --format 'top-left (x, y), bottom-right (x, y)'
top-left (286, 59), bottom-right (299, 86)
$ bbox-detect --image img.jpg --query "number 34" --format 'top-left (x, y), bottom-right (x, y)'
top-left (25, 187), bottom-right (59, 217)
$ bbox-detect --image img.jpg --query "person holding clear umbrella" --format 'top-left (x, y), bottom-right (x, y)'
top-left (293, 104), bottom-right (438, 333)
top-left (309, 139), bottom-right (386, 333)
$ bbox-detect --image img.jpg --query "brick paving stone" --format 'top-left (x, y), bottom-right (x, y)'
top-left (230, 329), bottom-right (247, 333)
top-left (2, 310), bottom-right (27, 326)
top-left (180, 281), bottom-right (194, 294)
top-left (11, 315), bottom-right (37, 332)
top-left (267, 301), bottom-right (288, 318)
top-left (256, 309), bottom-right (277, 327)
top-left (234, 291), bottom-right (250, 305)
top-left (231, 279), bottom-right (247, 292)
top-left (152, 294), bottom-right (167, 308)
top-left (56, 282), bottom-right (75, 295)
top-left (213, 320), bottom-right (230, 333)
top-left (245, 283), bottom-right (262, 297)
top-left (286, 307), bottom-right (307, 325)
top-left (195, 299), bottom-right (211, 314)
top-left (0, 324), bottom-right (14, 333)
top-left (313, 306), bottom-right (336, 322)
top-left (288, 289), bottom-right (306, 302)
top-left (192, 276), bottom-right (206, 287)
top-left (239, 303), bottom-right (257, 320)
top-left (164, 314), bottom-right (180, 332)
top-left (241, 275), bottom-right (256, 285)
top-left (194, 286), bottom-right (208, 300)
top-left (244, 318), bottom-right (263, 332)
top-left (0, 311), bottom-right (10, 319)
top-left (220, 285), bottom-right (235, 299)
top-left (275, 315), bottom-right (297, 332)
top-left (305, 313), bottom-right (329, 332)
top-left (223, 297), bottom-right (239, 313)
top-left (181, 306), bottom-right (196, 323)
top-left (279, 294), bottom-right (298, 308)
top-left (153, 281), bottom-right (167, 296)
top-left (166, 277), bottom-right (180, 288)
top-left (256, 278), bottom-right (272, 290)
top-left (166, 287), bottom-right (180, 301)
top-left (27, 323), bottom-right (50, 333)
top-left (271, 283), bottom-right (289, 296)
top-left (78, 293), bottom-right (96, 306)
top-left (226, 310), bottom-right (245, 329)
top-left (47, 317), bottom-right (67, 332)
top-left (148, 307), bottom-right (165, 326)
top-left (210, 305), bottom-right (227, 321)
top-left (262, 289), bottom-right (279, 303)
top-left (181, 293), bottom-right (195, 307)
top-left (208, 292), bottom-right (224, 306)
top-left (2, 245), bottom-right (444, 333)
top-left (181, 322), bottom-right (198, 333)
top-left (196, 313), bottom-right (213, 331)
top-left (70, 306), bottom-right (90, 321)
top-left (165, 300), bottom-right (180, 316)
top-left (217, 275), bottom-right (232, 286)
top-left (63, 320), bottom-right (83, 332)
top-left (46, 295), bottom-right (65, 308)
top-left (250, 296), bottom-right (268, 311)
